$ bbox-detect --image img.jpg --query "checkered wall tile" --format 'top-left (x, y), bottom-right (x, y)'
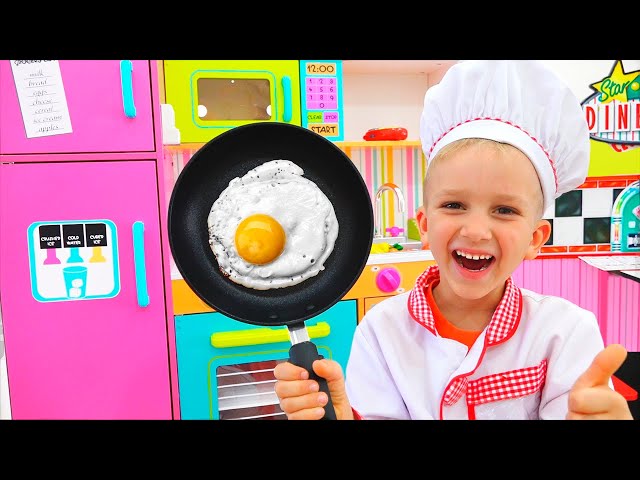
top-left (544, 187), bottom-right (618, 247)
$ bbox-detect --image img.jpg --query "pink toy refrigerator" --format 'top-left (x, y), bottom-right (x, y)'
top-left (0, 60), bottom-right (178, 419)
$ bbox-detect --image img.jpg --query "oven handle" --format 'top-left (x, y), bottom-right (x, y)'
top-left (210, 321), bottom-right (330, 348)
top-left (281, 75), bottom-right (292, 122)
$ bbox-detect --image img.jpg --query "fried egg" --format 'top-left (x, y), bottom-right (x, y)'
top-left (207, 160), bottom-right (339, 290)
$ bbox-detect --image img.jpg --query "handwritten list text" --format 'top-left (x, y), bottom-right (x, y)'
top-left (10, 60), bottom-right (73, 138)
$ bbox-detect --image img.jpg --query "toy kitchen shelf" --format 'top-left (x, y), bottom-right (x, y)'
top-left (165, 140), bottom-right (422, 150)
top-left (339, 140), bottom-right (421, 147)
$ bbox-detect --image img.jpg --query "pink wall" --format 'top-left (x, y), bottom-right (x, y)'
top-left (513, 258), bottom-right (639, 351)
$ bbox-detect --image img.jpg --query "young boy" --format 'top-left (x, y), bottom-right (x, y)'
top-left (274, 60), bottom-right (633, 420)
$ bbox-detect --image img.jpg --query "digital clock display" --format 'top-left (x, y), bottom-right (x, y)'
top-left (306, 62), bottom-right (337, 74)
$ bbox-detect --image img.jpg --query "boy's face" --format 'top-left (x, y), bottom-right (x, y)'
top-left (417, 142), bottom-right (550, 303)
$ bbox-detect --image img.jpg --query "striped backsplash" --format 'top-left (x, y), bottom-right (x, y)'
top-left (165, 143), bottom-right (429, 237)
top-left (339, 145), bottom-right (427, 235)
top-left (513, 257), bottom-right (639, 351)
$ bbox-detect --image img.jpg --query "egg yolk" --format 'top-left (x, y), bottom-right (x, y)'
top-left (235, 214), bottom-right (286, 265)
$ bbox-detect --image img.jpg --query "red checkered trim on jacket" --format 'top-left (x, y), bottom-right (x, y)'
top-left (443, 377), bottom-right (468, 406)
top-left (466, 359), bottom-right (548, 406)
top-left (407, 265), bottom-right (522, 346)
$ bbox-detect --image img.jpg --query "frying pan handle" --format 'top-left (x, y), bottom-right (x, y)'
top-left (288, 341), bottom-right (337, 420)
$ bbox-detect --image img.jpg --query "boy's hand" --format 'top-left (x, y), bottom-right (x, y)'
top-left (274, 358), bottom-right (354, 420)
top-left (567, 344), bottom-right (633, 420)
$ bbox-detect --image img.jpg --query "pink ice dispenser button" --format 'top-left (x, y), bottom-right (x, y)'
top-left (376, 267), bottom-right (401, 292)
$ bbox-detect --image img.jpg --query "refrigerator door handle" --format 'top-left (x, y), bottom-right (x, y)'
top-left (132, 221), bottom-right (150, 307)
top-left (120, 60), bottom-right (137, 118)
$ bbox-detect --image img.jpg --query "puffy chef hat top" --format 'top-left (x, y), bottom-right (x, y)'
top-left (419, 60), bottom-right (590, 213)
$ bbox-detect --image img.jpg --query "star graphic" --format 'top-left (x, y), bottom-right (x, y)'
top-left (589, 60), bottom-right (640, 103)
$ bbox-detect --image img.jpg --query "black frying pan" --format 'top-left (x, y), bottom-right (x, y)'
top-left (168, 122), bottom-right (373, 420)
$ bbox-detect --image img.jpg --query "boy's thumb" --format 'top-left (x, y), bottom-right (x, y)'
top-left (571, 343), bottom-right (627, 390)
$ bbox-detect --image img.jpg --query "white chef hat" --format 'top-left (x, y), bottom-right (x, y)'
top-left (419, 60), bottom-right (590, 213)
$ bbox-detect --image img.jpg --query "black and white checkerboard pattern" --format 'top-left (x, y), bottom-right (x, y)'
top-left (543, 187), bottom-right (622, 246)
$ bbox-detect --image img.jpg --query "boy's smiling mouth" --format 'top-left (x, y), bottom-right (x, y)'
top-left (453, 250), bottom-right (494, 271)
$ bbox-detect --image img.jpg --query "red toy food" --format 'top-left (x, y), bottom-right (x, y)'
top-left (363, 127), bottom-right (408, 141)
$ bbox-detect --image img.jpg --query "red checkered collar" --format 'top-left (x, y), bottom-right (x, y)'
top-left (407, 265), bottom-right (522, 346)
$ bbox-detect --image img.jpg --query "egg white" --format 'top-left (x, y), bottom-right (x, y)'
top-left (207, 160), bottom-right (339, 290)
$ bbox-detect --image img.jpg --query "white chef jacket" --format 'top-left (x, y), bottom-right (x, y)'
top-left (345, 265), bottom-right (606, 420)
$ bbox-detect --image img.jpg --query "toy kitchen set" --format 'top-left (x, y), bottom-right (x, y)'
top-left (0, 59), bottom-right (356, 420)
top-left (1, 59), bottom-right (638, 420)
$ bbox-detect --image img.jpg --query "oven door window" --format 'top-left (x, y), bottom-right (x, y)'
top-left (196, 78), bottom-right (272, 121)
top-left (216, 359), bottom-right (286, 420)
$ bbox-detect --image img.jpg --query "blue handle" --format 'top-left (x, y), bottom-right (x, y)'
top-left (132, 221), bottom-right (149, 307)
top-left (281, 75), bottom-right (292, 122)
top-left (120, 60), bottom-right (137, 118)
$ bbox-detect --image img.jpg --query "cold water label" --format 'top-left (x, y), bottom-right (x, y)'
top-left (27, 220), bottom-right (120, 302)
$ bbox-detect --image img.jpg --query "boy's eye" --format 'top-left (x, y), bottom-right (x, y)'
top-left (496, 206), bottom-right (515, 215)
top-left (443, 202), bottom-right (462, 209)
